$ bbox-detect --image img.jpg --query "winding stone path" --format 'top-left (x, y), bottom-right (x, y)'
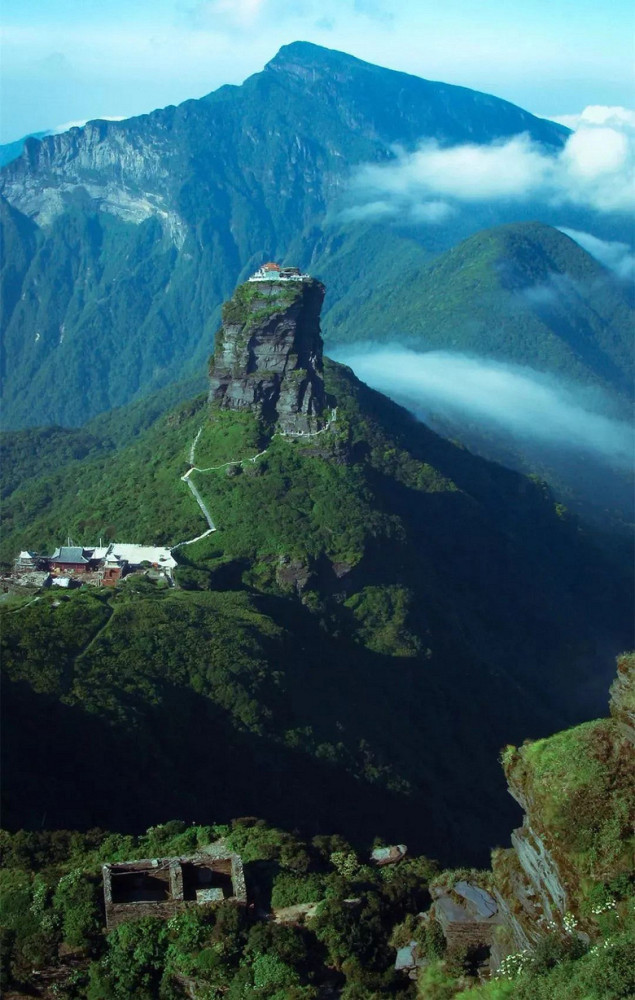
top-left (174, 408), bottom-right (337, 546)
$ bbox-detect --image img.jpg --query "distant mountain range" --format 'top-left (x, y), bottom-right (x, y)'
top-left (5, 40), bottom-right (625, 431)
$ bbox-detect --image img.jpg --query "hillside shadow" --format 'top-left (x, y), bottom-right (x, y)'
top-left (1, 669), bottom-right (521, 869)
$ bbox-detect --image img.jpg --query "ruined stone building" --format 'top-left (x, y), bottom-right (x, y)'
top-left (103, 847), bottom-right (247, 929)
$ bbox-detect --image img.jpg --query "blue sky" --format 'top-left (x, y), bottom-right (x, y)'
top-left (1, 0), bottom-right (634, 143)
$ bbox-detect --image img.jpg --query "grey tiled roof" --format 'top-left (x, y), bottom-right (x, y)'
top-left (50, 546), bottom-right (89, 564)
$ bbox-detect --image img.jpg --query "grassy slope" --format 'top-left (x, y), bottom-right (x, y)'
top-left (503, 719), bottom-right (634, 889)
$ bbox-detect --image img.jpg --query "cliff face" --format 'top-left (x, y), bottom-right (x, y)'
top-left (208, 278), bottom-right (328, 433)
top-left (610, 651), bottom-right (635, 741)
top-left (419, 656), bottom-right (635, 979)
top-left (489, 656), bottom-right (635, 962)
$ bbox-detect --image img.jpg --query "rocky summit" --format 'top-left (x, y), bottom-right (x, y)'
top-left (208, 273), bottom-right (329, 433)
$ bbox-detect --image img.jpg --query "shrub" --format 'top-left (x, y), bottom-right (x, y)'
top-left (53, 868), bottom-right (102, 951)
top-left (271, 872), bottom-right (327, 909)
top-left (87, 917), bottom-right (168, 1000)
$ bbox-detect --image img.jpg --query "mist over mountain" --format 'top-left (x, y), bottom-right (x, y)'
top-left (332, 345), bottom-right (634, 527)
top-left (333, 349), bottom-right (632, 463)
top-left (324, 222), bottom-right (633, 393)
top-left (323, 220), bottom-right (634, 526)
top-left (5, 42), bottom-right (628, 431)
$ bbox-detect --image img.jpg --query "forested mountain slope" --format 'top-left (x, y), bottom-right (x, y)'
top-left (322, 222), bottom-right (634, 399)
top-left (1, 655), bottom-right (633, 999)
top-left (0, 42), bottom-right (573, 429)
top-left (2, 338), bottom-right (631, 863)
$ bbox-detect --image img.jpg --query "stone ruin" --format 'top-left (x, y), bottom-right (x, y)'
top-left (428, 880), bottom-right (502, 956)
top-left (396, 879), bottom-right (503, 979)
top-left (103, 845), bottom-right (247, 929)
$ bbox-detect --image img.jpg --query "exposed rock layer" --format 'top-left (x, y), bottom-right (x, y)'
top-left (417, 660), bottom-right (635, 978)
top-left (208, 279), bottom-right (328, 433)
top-left (610, 653), bottom-right (635, 742)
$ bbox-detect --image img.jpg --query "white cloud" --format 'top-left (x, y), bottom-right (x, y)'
top-left (410, 200), bottom-right (454, 223)
top-left (559, 228), bottom-right (635, 281)
top-left (185, 0), bottom-right (392, 33)
top-left (334, 347), bottom-right (634, 469)
top-left (346, 105), bottom-right (635, 219)
top-left (196, 0), bottom-right (268, 28)
top-left (551, 105), bottom-right (635, 130)
top-left (342, 196), bottom-right (453, 224)
top-left (52, 116), bottom-right (125, 133)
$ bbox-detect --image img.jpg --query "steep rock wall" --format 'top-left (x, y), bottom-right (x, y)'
top-left (421, 660), bottom-right (635, 976)
top-left (208, 279), bottom-right (328, 433)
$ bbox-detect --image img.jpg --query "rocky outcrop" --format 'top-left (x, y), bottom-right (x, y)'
top-left (508, 823), bottom-right (567, 923)
top-left (428, 880), bottom-right (503, 954)
top-left (408, 661), bottom-right (635, 980)
top-left (1, 121), bottom-right (187, 242)
top-left (208, 278), bottom-right (329, 433)
top-left (610, 652), bottom-right (635, 742)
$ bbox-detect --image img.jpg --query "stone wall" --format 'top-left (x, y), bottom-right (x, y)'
top-left (103, 848), bottom-right (247, 929)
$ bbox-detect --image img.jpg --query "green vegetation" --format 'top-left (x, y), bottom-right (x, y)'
top-left (2, 43), bottom-right (634, 1000)
top-left (2, 665), bottom-right (633, 999)
top-left (414, 672), bottom-right (635, 1000)
top-left (345, 584), bottom-right (421, 657)
top-left (441, 921), bottom-right (635, 1000)
top-left (1, 358), bottom-right (632, 864)
top-left (189, 409), bottom-right (265, 468)
top-left (0, 818), bottom-right (438, 998)
top-left (324, 222), bottom-right (634, 400)
top-left (0, 198), bottom-right (220, 429)
top-left (2, 589), bottom-right (112, 696)
top-left (221, 280), bottom-right (303, 328)
top-left (502, 718), bottom-right (634, 898)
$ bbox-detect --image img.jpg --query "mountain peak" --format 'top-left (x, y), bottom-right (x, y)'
top-left (265, 39), bottom-right (431, 87)
top-left (1, 43), bottom-right (570, 430)
top-left (208, 274), bottom-right (329, 433)
top-left (267, 40), bottom-right (356, 68)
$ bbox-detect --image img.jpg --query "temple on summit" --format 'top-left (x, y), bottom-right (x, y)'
top-left (248, 262), bottom-right (309, 282)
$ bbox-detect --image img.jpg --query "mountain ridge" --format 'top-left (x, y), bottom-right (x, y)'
top-left (0, 43), bottom-right (576, 430)
top-left (323, 220), bottom-right (634, 397)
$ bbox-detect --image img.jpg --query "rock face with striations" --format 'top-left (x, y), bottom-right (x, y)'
top-left (609, 651), bottom-right (635, 742)
top-left (208, 277), bottom-right (329, 433)
top-left (409, 660), bottom-right (635, 978)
